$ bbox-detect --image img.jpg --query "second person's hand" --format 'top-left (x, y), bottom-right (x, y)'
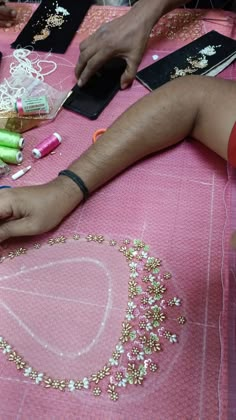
top-left (0, 1), bottom-right (17, 27)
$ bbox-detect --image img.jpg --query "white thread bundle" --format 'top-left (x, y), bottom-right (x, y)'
top-left (9, 49), bottom-right (57, 81)
top-left (0, 49), bottom-right (57, 112)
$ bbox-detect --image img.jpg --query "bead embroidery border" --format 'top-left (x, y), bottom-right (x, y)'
top-left (0, 234), bottom-right (186, 401)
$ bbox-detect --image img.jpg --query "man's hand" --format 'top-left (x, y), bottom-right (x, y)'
top-left (0, 1), bottom-right (17, 27)
top-left (0, 178), bottom-right (83, 243)
top-left (75, 5), bottom-right (156, 90)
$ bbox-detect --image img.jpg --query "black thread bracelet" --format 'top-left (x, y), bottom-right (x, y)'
top-left (58, 170), bottom-right (89, 201)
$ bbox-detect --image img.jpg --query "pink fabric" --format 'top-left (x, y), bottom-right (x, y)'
top-left (0, 5), bottom-right (235, 419)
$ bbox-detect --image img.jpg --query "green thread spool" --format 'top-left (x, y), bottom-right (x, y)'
top-left (0, 129), bottom-right (24, 149)
top-left (0, 146), bottom-right (23, 164)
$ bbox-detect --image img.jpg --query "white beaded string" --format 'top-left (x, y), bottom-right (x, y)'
top-left (0, 49), bottom-right (57, 112)
top-left (10, 48), bottom-right (57, 81)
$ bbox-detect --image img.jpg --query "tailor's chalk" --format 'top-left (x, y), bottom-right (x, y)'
top-left (12, 165), bottom-right (31, 180)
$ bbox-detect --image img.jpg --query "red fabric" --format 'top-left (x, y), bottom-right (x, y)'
top-left (228, 122), bottom-right (236, 167)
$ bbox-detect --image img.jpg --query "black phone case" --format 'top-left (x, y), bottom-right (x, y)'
top-left (136, 31), bottom-right (236, 91)
top-left (63, 58), bottom-right (126, 120)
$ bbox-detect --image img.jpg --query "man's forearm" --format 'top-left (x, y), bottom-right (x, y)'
top-left (58, 75), bottom-right (236, 212)
top-left (132, 0), bottom-right (191, 28)
top-left (59, 76), bottom-right (201, 203)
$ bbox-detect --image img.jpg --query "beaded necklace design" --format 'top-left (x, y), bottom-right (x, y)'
top-left (0, 234), bottom-right (186, 402)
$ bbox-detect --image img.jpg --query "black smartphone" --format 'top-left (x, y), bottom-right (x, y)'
top-left (63, 58), bottom-right (126, 120)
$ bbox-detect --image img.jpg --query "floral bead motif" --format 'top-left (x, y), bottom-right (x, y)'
top-left (8, 248), bottom-right (27, 259)
top-left (24, 367), bottom-right (44, 385)
top-left (93, 386), bottom-right (102, 397)
top-left (91, 366), bottom-right (110, 384)
top-left (8, 351), bottom-right (26, 370)
top-left (107, 384), bottom-right (119, 401)
top-left (0, 235), bottom-right (186, 401)
top-left (144, 257), bottom-right (162, 272)
top-left (44, 377), bottom-right (66, 391)
top-left (86, 234), bottom-right (104, 243)
top-left (178, 316), bottom-right (187, 325)
top-left (48, 236), bottom-right (66, 246)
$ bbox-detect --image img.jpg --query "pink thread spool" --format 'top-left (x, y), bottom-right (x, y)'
top-left (32, 133), bottom-right (62, 159)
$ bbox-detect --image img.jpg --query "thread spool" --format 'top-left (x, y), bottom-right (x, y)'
top-left (0, 129), bottom-right (24, 149)
top-left (32, 133), bottom-right (62, 159)
top-left (0, 146), bottom-right (23, 164)
top-left (0, 158), bottom-right (10, 177)
top-left (15, 96), bottom-right (50, 116)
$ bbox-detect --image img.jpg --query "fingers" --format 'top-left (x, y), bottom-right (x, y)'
top-left (76, 51), bottom-right (113, 87)
top-left (120, 59), bottom-right (138, 89)
top-left (0, 218), bottom-right (33, 242)
top-left (0, 5), bottom-right (17, 27)
top-left (75, 44), bottom-right (95, 83)
top-left (0, 196), bottom-right (14, 220)
top-left (76, 22), bottom-right (116, 86)
top-left (0, 4), bottom-right (17, 20)
top-left (0, 20), bottom-right (13, 27)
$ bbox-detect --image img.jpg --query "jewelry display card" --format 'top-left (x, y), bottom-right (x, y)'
top-left (11, 0), bottom-right (93, 53)
top-left (136, 31), bottom-right (236, 91)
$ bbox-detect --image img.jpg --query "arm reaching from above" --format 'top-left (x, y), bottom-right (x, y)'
top-left (75, 0), bottom-right (192, 89)
top-left (0, 75), bottom-right (235, 242)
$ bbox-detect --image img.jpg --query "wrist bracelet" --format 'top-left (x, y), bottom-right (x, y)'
top-left (58, 170), bottom-right (89, 201)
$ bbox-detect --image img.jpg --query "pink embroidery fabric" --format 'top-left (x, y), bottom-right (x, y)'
top-left (0, 5), bottom-right (235, 419)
